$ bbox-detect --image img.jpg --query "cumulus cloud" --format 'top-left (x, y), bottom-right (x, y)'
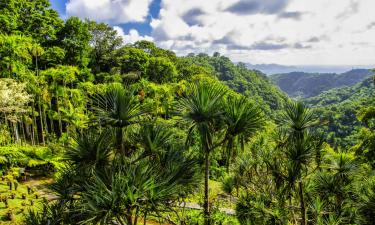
top-left (148, 0), bottom-right (375, 65)
top-left (65, 0), bottom-right (375, 65)
top-left (367, 22), bottom-right (375, 29)
top-left (66, 0), bottom-right (152, 24)
top-left (226, 0), bottom-right (290, 15)
top-left (336, 0), bottom-right (359, 19)
top-left (113, 26), bottom-right (153, 44)
top-left (278, 11), bottom-right (304, 20)
top-left (182, 8), bottom-right (206, 26)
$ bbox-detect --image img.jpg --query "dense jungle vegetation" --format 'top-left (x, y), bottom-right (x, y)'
top-left (0, 0), bottom-right (374, 224)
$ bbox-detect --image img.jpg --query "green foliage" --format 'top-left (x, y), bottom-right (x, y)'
top-left (147, 56), bottom-right (178, 83)
top-left (305, 77), bottom-right (374, 148)
top-left (0, 0), bottom-right (63, 43)
top-left (236, 193), bottom-right (286, 225)
top-left (88, 21), bottom-right (123, 74)
top-left (120, 47), bottom-right (150, 76)
top-left (0, 1), bottom-right (374, 224)
top-left (58, 17), bottom-right (91, 68)
top-left (0, 145), bottom-right (61, 170)
top-left (187, 54), bottom-right (287, 114)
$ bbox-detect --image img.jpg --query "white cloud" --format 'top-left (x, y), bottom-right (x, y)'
top-left (65, 0), bottom-right (375, 65)
top-left (150, 0), bottom-right (375, 65)
top-left (113, 26), bottom-right (154, 44)
top-left (66, 0), bottom-right (152, 24)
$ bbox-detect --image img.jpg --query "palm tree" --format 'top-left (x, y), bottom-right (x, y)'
top-left (177, 81), bottom-right (226, 224)
top-left (280, 101), bottom-right (320, 225)
top-left (92, 84), bottom-right (148, 156)
top-left (312, 151), bottom-right (358, 216)
top-left (222, 96), bottom-right (264, 169)
top-left (76, 153), bottom-right (198, 225)
top-left (134, 122), bottom-right (175, 160)
top-left (65, 129), bottom-right (114, 174)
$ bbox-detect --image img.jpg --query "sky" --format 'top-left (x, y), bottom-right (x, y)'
top-left (50, 0), bottom-right (375, 67)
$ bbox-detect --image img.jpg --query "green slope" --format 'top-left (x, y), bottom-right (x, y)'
top-left (185, 53), bottom-right (287, 114)
top-left (271, 69), bottom-right (373, 98)
top-left (305, 76), bottom-right (375, 147)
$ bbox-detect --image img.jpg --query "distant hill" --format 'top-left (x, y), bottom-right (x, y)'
top-left (304, 77), bottom-right (375, 147)
top-left (245, 63), bottom-right (374, 75)
top-left (245, 64), bottom-right (299, 75)
top-left (270, 69), bottom-right (373, 98)
top-left (187, 54), bottom-right (288, 113)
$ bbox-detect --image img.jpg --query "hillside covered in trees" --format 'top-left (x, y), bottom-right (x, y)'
top-left (271, 69), bottom-right (373, 98)
top-left (305, 77), bottom-right (375, 148)
top-left (0, 1), bottom-right (374, 225)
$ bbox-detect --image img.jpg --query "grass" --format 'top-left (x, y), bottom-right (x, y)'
top-left (0, 177), bottom-right (46, 224)
top-left (185, 179), bottom-right (236, 208)
top-left (0, 175), bottom-right (237, 224)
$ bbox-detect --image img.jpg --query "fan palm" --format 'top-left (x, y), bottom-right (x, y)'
top-left (134, 122), bottom-right (175, 161)
top-left (25, 200), bottom-right (70, 225)
top-left (222, 96), bottom-right (264, 169)
top-left (177, 81), bottom-right (226, 224)
top-left (92, 84), bottom-right (148, 155)
top-left (76, 154), bottom-right (198, 225)
top-left (316, 151), bottom-right (358, 214)
top-left (65, 129), bottom-right (113, 174)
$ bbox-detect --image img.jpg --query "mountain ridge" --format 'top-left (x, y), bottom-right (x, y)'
top-left (245, 63), bottom-right (374, 75)
top-left (269, 69), bottom-right (373, 98)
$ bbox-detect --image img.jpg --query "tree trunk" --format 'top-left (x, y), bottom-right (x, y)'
top-left (299, 181), bottom-right (307, 225)
top-left (13, 122), bottom-right (20, 144)
top-left (3, 113), bottom-right (9, 145)
top-left (43, 106), bottom-right (48, 142)
top-left (204, 151), bottom-right (210, 225)
top-left (143, 211), bottom-right (147, 225)
top-left (57, 100), bottom-right (63, 137)
top-left (20, 119), bottom-right (26, 144)
top-left (134, 206), bottom-right (139, 225)
top-left (38, 97), bottom-right (45, 145)
top-left (31, 102), bottom-right (39, 145)
top-left (126, 211), bottom-right (133, 225)
top-left (116, 128), bottom-right (124, 155)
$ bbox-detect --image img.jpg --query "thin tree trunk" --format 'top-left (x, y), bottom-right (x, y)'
top-left (31, 102), bottom-right (39, 145)
top-left (3, 113), bottom-right (8, 145)
top-left (38, 97), bottom-right (45, 145)
top-left (31, 107), bottom-right (35, 145)
top-left (289, 196), bottom-right (296, 224)
top-left (134, 206), bottom-right (139, 225)
top-left (299, 181), bottom-right (307, 225)
top-left (43, 106), bottom-right (48, 142)
top-left (13, 122), bottom-right (20, 144)
top-left (126, 212), bottom-right (133, 225)
top-left (56, 94), bottom-right (63, 137)
top-left (116, 128), bottom-right (124, 155)
top-left (204, 151), bottom-right (210, 225)
top-left (143, 211), bottom-right (147, 225)
top-left (20, 119), bottom-right (26, 144)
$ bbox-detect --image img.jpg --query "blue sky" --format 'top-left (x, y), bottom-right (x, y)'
top-left (50, 0), bottom-right (160, 36)
top-left (49, 0), bottom-right (375, 66)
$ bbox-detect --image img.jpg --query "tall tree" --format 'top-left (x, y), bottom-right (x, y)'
top-left (222, 96), bottom-right (265, 169)
top-left (0, 78), bottom-right (32, 143)
top-left (58, 17), bottom-right (91, 68)
top-left (92, 84), bottom-right (148, 156)
top-left (178, 81), bottom-right (226, 224)
top-left (0, 0), bottom-right (63, 44)
top-left (88, 21), bottom-right (123, 74)
top-left (280, 101), bottom-right (321, 225)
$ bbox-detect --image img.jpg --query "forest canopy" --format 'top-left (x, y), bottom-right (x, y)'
top-left (0, 0), bottom-right (374, 225)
